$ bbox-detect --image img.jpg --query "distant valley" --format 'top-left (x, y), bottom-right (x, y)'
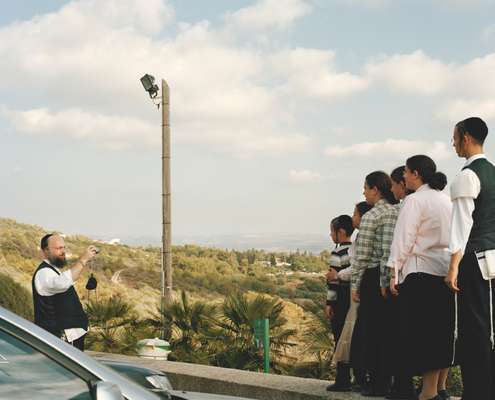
top-left (118, 233), bottom-right (330, 253)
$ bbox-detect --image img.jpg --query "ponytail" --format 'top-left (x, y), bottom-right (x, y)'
top-left (406, 155), bottom-right (447, 191)
top-left (427, 172), bottom-right (447, 191)
top-left (356, 201), bottom-right (373, 217)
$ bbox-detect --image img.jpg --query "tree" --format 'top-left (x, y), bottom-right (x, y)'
top-left (247, 249), bottom-right (256, 265)
top-left (270, 254), bottom-right (277, 267)
top-left (85, 296), bottom-right (138, 354)
top-left (297, 298), bottom-right (334, 379)
top-left (211, 293), bottom-right (296, 372)
top-left (151, 291), bottom-right (219, 364)
top-left (235, 251), bottom-right (244, 265)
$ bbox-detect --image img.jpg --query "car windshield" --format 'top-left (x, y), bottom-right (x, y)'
top-left (0, 330), bottom-right (92, 400)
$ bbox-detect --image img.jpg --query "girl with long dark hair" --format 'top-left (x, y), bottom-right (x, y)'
top-left (387, 155), bottom-right (454, 400)
top-left (350, 171), bottom-right (398, 396)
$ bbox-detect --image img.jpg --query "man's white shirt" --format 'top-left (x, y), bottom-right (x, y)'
top-left (449, 154), bottom-right (486, 255)
top-left (34, 260), bottom-right (87, 342)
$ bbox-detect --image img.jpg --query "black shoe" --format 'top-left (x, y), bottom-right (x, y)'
top-left (351, 383), bottom-right (363, 393)
top-left (326, 383), bottom-right (351, 392)
top-left (437, 390), bottom-right (450, 400)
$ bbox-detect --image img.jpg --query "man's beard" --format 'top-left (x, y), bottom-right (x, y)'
top-left (48, 255), bottom-right (67, 268)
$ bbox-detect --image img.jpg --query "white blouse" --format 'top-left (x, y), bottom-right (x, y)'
top-left (387, 184), bottom-right (452, 284)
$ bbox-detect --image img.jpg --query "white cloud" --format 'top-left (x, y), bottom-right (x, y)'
top-left (434, 0), bottom-right (493, 7)
top-left (366, 50), bottom-right (454, 95)
top-left (289, 169), bottom-right (322, 183)
top-left (12, 166), bottom-right (23, 175)
top-left (2, 107), bottom-right (158, 150)
top-left (0, 0), bottom-right (335, 157)
top-left (225, 0), bottom-right (312, 31)
top-left (437, 99), bottom-right (495, 123)
top-left (365, 50), bottom-right (495, 125)
top-left (482, 24), bottom-right (495, 41)
top-left (337, 0), bottom-right (390, 7)
top-left (324, 139), bottom-right (453, 161)
top-left (2, 106), bottom-right (311, 157)
top-left (366, 50), bottom-right (495, 98)
top-left (65, 0), bottom-right (175, 35)
top-left (455, 54), bottom-right (495, 97)
top-left (269, 48), bottom-right (369, 98)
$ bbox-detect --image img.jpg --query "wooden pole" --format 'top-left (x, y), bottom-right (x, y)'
top-left (161, 80), bottom-right (172, 306)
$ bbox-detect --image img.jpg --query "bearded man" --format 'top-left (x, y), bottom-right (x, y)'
top-left (32, 233), bottom-right (97, 351)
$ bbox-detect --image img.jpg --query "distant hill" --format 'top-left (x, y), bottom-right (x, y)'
top-left (119, 233), bottom-right (330, 253)
top-left (0, 217), bottom-right (329, 318)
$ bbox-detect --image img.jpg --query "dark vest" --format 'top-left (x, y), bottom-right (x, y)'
top-left (32, 262), bottom-right (88, 337)
top-left (463, 158), bottom-right (495, 253)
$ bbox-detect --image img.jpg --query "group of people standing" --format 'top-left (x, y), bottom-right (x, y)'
top-left (324, 117), bottom-right (495, 400)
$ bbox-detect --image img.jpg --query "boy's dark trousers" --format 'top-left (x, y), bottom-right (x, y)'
top-left (457, 252), bottom-right (495, 400)
top-left (330, 286), bottom-right (351, 387)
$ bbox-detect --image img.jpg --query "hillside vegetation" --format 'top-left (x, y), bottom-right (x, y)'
top-left (0, 218), bottom-right (331, 368)
top-left (0, 218), bottom-right (329, 308)
top-left (0, 217), bottom-right (464, 393)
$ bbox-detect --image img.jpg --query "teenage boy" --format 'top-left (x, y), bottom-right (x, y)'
top-left (446, 117), bottom-right (495, 400)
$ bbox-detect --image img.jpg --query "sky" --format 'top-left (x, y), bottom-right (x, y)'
top-left (1, 0), bottom-right (495, 243)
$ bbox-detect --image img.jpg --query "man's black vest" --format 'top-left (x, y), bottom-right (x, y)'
top-left (463, 158), bottom-right (495, 253)
top-left (32, 262), bottom-right (88, 337)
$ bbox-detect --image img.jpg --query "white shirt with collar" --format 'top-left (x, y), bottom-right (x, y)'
top-left (449, 153), bottom-right (486, 255)
top-left (34, 260), bottom-right (74, 296)
top-left (34, 260), bottom-right (87, 343)
top-left (387, 184), bottom-right (452, 284)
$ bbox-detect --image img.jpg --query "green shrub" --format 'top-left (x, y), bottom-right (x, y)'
top-left (0, 272), bottom-right (33, 320)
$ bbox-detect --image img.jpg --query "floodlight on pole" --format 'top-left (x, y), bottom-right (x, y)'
top-left (140, 74), bottom-right (159, 99)
top-left (140, 74), bottom-right (173, 337)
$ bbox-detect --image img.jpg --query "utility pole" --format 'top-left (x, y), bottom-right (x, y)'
top-left (161, 79), bottom-right (173, 306)
top-left (140, 74), bottom-right (173, 318)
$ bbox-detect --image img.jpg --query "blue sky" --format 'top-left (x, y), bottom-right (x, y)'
top-left (1, 0), bottom-right (495, 242)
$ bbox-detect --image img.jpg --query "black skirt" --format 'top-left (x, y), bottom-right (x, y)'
top-left (398, 272), bottom-right (455, 376)
top-left (350, 267), bottom-right (388, 374)
top-left (383, 291), bottom-right (402, 375)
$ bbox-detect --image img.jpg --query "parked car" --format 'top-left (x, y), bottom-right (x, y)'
top-left (99, 359), bottom-right (257, 400)
top-left (0, 306), bottom-right (159, 400)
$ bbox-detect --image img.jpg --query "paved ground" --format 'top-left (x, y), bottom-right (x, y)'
top-left (90, 352), bottom-right (461, 400)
